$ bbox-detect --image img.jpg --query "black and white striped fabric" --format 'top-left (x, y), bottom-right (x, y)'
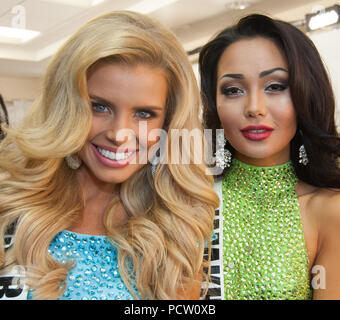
top-left (203, 178), bottom-right (224, 300)
top-left (0, 233), bottom-right (29, 300)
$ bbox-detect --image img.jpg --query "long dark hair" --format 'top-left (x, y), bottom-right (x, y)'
top-left (0, 94), bottom-right (9, 140)
top-left (199, 14), bottom-right (340, 188)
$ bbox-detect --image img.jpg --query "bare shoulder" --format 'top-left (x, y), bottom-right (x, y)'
top-left (310, 188), bottom-right (340, 218)
top-left (303, 186), bottom-right (340, 235)
top-left (296, 181), bottom-right (340, 240)
top-left (305, 187), bottom-right (340, 299)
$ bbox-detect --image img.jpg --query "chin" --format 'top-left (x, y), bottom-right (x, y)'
top-left (96, 172), bottom-right (133, 184)
top-left (236, 147), bottom-right (291, 164)
top-left (97, 166), bottom-right (144, 184)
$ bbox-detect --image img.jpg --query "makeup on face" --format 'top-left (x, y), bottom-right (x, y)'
top-left (216, 37), bottom-right (297, 166)
top-left (88, 93), bottom-right (165, 168)
top-left (240, 125), bottom-right (274, 141)
top-left (79, 62), bottom-right (167, 184)
top-left (91, 143), bottom-right (138, 168)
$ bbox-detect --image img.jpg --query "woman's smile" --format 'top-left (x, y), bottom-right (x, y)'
top-left (92, 143), bottom-right (138, 168)
top-left (78, 62), bottom-right (167, 184)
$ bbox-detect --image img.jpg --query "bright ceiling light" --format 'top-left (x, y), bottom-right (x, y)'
top-left (127, 0), bottom-right (180, 14)
top-left (91, 0), bottom-right (105, 5)
top-left (308, 10), bottom-right (338, 30)
top-left (225, 1), bottom-right (250, 10)
top-left (306, 5), bottom-right (340, 31)
top-left (0, 26), bottom-right (40, 44)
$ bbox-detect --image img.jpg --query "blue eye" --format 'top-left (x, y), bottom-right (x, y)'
top-left (136, 110), bottom-right (154, 119)
top-left (92, 102), bottom-right (109, 113)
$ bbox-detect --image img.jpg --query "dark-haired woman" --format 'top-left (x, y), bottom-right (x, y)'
top-left (200, 14), bottom-right (340, 300)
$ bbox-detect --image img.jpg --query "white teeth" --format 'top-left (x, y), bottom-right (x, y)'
top-left (249, 130), bottom-right (266, 133)
top-left (97, 147), bottom-right (133, 160)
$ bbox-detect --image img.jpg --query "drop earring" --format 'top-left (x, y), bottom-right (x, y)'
top-left (151, 148), bottom-right (160, 178)
top-left (298, 130), bottom-right (309, 166)
top-left (299, 145), bottom-right (309, 166)
top-left (215, 137), bottom-right (232, 169)
top-left (65, 154), bottom-right (82, 170)
top-left (151, 163), bottom-right (157, 177)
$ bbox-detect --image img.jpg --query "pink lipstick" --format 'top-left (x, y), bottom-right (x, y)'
top-left (240, 125), bottom-right (273, 141)
top-left (91, 144), bottom-right (138, 168)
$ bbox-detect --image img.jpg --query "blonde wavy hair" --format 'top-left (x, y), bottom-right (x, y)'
top-left (0, 10), bottom-right (219, 299)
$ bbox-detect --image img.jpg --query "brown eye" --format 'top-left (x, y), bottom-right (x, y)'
top-left (221, 86), bottom-right (244, 97)
top-left (265, 83), bottom-right (288, 92)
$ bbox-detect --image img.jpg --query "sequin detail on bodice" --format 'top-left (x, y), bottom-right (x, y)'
top-left (222, 159), bottom-right (312, 300)
top-left (29, 230), bottom-right (137, 300)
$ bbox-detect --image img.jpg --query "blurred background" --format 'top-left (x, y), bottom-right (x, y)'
top-left (0, 0), bottom-right (339, 129)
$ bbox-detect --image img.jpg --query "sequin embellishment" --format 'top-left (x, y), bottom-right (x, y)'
top-left (29, 231), bottom-right (137, 300)
top-left (222, 159), bottom-right (312, 300)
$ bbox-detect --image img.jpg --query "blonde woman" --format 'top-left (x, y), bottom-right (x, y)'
top-left (0, 94), bottom-right (9, 141)
top-left (0, 11), bottom-right (218, 300)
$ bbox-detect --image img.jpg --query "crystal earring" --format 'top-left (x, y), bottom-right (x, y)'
top-left (65, 154), bottom-right (82, 170)
top-left (151, 163), bottom-right (157, 177)
top-left (299, 145), bottom-right (309, 166)
top-left (151, 148), bottom-right (160, 177)
top-left (215, 138), bottom-right (232, 169)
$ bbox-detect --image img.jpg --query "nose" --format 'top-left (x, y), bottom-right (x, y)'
top-left (105, 113), bottom-right (136, 147)
top-left (244, 89), bottom-right (267, 118)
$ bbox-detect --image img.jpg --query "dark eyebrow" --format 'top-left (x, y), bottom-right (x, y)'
top-left (220, 73), bottom-right (244, 80)
top-left (259, 68), bottom-right (288, 78)
top-left (220, 68), bottom-right (288, 81)
top-left (89, 94), bottom-right (164, 111)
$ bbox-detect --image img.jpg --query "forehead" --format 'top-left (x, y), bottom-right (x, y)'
top-left (87, 62), bottom-right (168, 107)
top-left (217, 37), bottom-right (288, 76)
top-left (87, 62), bottom-right (168, 89)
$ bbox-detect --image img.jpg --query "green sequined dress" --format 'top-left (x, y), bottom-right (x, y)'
top-left (221, 158), bottom-right (312, 300)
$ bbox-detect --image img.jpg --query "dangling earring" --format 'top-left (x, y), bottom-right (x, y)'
top-left (65, 154), bottom-right (82, 170)
top-left (298, 130), bottom-right (309, 166)
top-left (215, 137), bottom-right (232, 169)
top-left (151, 148), bottom-right (160, 178)
top-left (299, 145), bottom-right (309, 166)
top-left (151, 163), bottom-right (157, 177)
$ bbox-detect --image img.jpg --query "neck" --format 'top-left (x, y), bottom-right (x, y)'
top-left (77, 165), bottom-right (116, 202)
top-left (71, 165), bottom-right (117, 235)
top-left (235, 147), bottom-right (291, 167)
top-left (232, 158), bottom-right (292, 169)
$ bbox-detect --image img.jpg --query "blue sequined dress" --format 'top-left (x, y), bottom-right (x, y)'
top-left (27, 230), bottom-right (137, 300)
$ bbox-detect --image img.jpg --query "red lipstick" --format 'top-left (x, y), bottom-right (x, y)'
top-left (240, 125), bottom-right (273, 141)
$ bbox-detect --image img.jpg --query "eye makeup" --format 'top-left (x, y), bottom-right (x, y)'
top-left (89, 94), bottom-right (162, 121)
top-left (265, 82), bottom-right (288, 93)
top-left (134, 109), bottom-right (157, 119)
top-left (91, 102), bottom-right (110, 113)
top-left (218, 72), bottom-right (289, 98)
top-left (220, 85), bottom-right (245, 97)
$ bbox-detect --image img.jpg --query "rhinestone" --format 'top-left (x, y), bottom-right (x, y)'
top-left (222, 159), bottom-right (311, 300)
top-left (33, 230), bottom-right (139, 300)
